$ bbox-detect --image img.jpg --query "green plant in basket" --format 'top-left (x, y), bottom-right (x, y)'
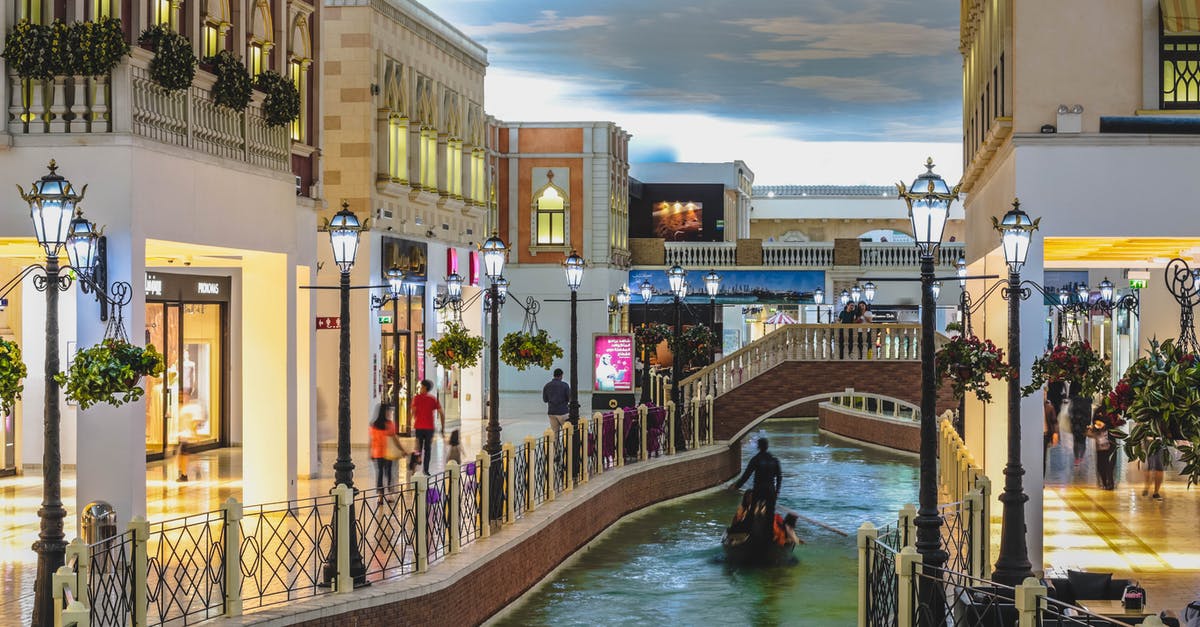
top-left (0, 339), bottom-right (29, 415)
top-left (634, 322), bottom-right (671, 357)
top-left (55, 338), bottom-right (165, 409)
top-left (1115, 338), bottom-right (1200, 485)
top-left (138, 24), bottom-right (196, 91)
top-left (255, 69), bottom-right (300, 127)
top-left (1022, 340), bottom-right (1111, 398)
top-left (500, 329), bottom-right (563, 371)
top-left (207, 49), bottom-right (252, 111)
top-left (73, 18), bottom-right (130, 76)
top-left (428, 321), bottom-right (484, 370)
top-left (934, 334), bottom-right (1013, 403)
top-left (3, 19), bottom-right (52, 79)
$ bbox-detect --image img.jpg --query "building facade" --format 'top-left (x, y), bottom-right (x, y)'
top-left (0, 0), bottom-right (323, 518)
top-left (318, 0), bottom-right (491, 450)
top-left (958, 0), bottom-right (1200, 570)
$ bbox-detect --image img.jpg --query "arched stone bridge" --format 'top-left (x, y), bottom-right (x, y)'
top-left (677, 324), bottom-right (958, 442)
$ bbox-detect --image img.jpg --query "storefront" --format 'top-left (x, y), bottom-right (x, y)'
top-left (143, 272), bottom-right (231, 461)
top-left (380, 237), bottom-right (428, 434)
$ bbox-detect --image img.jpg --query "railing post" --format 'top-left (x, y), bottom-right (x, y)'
top-left (503, 442), bottom-right (516, 519)
top-left (448, 460), bottom-right (461, 554)
top-left (707, 394), bottom-right (714, 444)
top-left (898, 503), bottom-right (917, 548)
top-left (478, 452), bottom-right (491, 538)
top-left (333, 484), bottom-right (353, 593)
top-left (691, 397), bottom-right (701, 450)
top-left (222, 496), bottom-right (243, 617)
top-left (415, 474), bottom-right (429, 572)
top-left (523, 437), bottom-right (536, 511)
top-left (562, 424), bottom-right (574, 492)
top-left (1014, 577), bottom-right (1045, 627)
top-left (130, 515), bottom-right (149, 627)
top-left (856, 522), bottom-right (878, 627)
top-left (640, 404), bottom-right (649, 461)
top-left (544, 430), bottom-right (557, 501)
top-left (896, 546), bottom-right (920, 627)
top-left (592, 413), bottom-right (604, 476)
top-left (966, 487), bottom-right (984, 579)
top-left (579, 417), bottom-right (589, 484)
top-left (614, 409), bottom-right (625, 468)
top-left (666, 400), bottom-right (676, 456)
top-left (976, 474), bottom-right (992, 579)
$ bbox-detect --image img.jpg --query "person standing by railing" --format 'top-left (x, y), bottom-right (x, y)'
top-left (837, 303), bottom-right (856, 359)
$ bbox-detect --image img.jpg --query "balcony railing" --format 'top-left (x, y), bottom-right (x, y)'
top-left (762, 241), bottom-right (833, 267)
top-left (664, 241), bottom-right (736, 266)
top-left (7, 48), bottom-right (290, 172)
top-left (861, 242), bottom-right (963, 267)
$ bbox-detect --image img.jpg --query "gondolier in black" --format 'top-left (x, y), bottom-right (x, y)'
top-left (733, 437), bottom-right (782, 515)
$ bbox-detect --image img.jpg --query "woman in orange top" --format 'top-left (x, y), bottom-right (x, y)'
top-left (369, 404), bottom-right (406, 489)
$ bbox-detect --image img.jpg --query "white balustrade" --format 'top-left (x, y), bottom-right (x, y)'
top-left (679, 323), bottom-right (923, 407)
top-left (664, 241), bottom-right (737, 267)
top-left (761, 242), bottom-right (833, 267)
top-left (8, 49), bottom-right (289, 172)
top-left (860, 242), bottom-right (964, 267)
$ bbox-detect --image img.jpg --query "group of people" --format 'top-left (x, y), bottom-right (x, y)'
top-left (837, 301), bottom-right (874, 324)
top-left (1042, 379), bottom-right (1168, 498)
top-left (368, 379), bottom-right (467, 492)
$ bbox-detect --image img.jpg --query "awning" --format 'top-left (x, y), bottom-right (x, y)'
top-left (764, 311), bottom-right (797, 326)
top-left (1161, 0), bottom-right (1200, 33)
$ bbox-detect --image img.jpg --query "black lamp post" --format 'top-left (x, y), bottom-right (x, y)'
top-left (320, 201), bottom-right (369, 588)
top-left (704, 270), bottom-right (721, 365)
top-left (897, 158), bottom-right (959, 618)
top-left (667, 264), bottom-right (687, 450)
top-left (481, 234), bottom-right (507, 456)
top-left (639, 279), bottom-right (653, 404)
top-left (991, 199), bottom-right (1039, 586)
top-left (813, 288), bottom-right (826, 323)
top-left (17, 161), bottom-right (97, 626)
top-left (564, 251), bottom-right (584, 423)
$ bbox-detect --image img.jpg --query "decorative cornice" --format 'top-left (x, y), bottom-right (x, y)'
top-left (325, 0), bottom-right (488, 72)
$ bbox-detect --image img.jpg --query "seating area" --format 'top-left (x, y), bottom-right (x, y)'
top-left (1044, 570), bottom-right (1134, 606)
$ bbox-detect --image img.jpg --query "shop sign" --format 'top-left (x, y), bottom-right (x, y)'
top-left (316, 316), bottom-right (341, 330)
top-left (416, 337), bottom-right (425, 380)
top-left (145, 275), bottom-right (163, 296)
top-left (196, 282), bottom-right (220, 295)
top-left (593, 334), bottom-right (634, 392)
top-left (871, 310), bottom-right (899, 322)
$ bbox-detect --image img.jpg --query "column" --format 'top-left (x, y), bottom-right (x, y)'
top-left (75, 230), bottom-right (147, 526)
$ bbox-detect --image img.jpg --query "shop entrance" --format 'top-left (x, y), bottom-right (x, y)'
top-left (144, 273), bottom-right (230, 461)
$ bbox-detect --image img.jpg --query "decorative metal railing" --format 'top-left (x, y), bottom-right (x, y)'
top-left (61, 408), bottom-right (715, 626)
top-left (863, 524), bottom-right (900, 627)
top-left (8, 48), bottom-right (290, 172)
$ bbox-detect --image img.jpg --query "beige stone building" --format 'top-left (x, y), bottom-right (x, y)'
top-left (318, 0), bottom-right (492, 449)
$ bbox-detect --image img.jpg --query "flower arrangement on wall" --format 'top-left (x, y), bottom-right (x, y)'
top-left (207, 50), bottom-right (252, 111)
top-left (73, 17), bottom-right (130, 76)
top-left (255, 69), bottom-right (300, 127)
top-left (934, 334), bottom-right (1013, 403)
top-left (138, 24), bottom-right (196, 91)
top-left (3, 18), bottom-right (129, 79)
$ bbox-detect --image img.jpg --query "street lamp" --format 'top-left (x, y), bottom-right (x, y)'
top-left (897, 157), bottom-right (959, 611)
top-left (639, 279), bottom-right (654, 403)
top-left (704, 270), bottom-right (721, 364)
top-left (991, 199), bottom-right (1039, 586)
top-left (813, 288), bottom-right (826, 323)
top-left (932, 281), bottom-right (942, 301)
top-left (613, 284), bottom-right (631, 333)
top-left (322, 201), bottom-right (368, 588)
top-left (667, 264), bottom-right (687, 450)
top-left (564, 251), bottom-right (585, 425)
top-left (481, 233), bottom-right (507, 457)
top-left (863, 281), bottom-right (877, 305)
top-left (839, 289), bottom-right (850, 308)
top-left (851, 284), bottom-right (862, 304)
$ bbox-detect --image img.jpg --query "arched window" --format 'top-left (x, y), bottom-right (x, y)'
top-left (247, 0), bottom-right (274, 75)
top-left (203, 0), bottom-right (232, 57)
top-left (288, 13), bottom-right (312, 142)
top-left (532, 172), bottom-right (569, 247)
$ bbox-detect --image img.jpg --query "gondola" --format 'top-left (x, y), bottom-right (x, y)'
top-left (721, 501), bottom-right (797, 566)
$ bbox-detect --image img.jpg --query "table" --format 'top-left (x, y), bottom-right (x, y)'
top-left (1078, 599), bottom-right (1153, 623)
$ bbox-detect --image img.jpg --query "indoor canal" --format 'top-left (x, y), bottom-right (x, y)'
top-left (492, 418), bottom-right (920, 626)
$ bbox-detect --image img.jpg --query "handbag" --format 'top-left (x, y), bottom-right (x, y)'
top-left (385, 436), bottom-right (405, 461)
top-left (1123, 583), bottom-right (1145, 610)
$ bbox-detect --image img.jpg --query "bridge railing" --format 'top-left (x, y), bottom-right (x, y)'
top-left (829, 391), bottom-right (921, 423)
top-left (679, 323), bottom-right (923, 408)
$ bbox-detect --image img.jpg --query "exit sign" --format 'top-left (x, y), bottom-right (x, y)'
top-left (1129, 279), bottom-right (1148, 289)
top-left (378, 315), bottom-right (393, 324)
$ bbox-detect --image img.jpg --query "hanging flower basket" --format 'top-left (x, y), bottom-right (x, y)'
top-left (0, 339), bottom-right (29, 415)
top-left (500, 329), bottom-right (563, 371)
top-left (255, 69), bottom-right (300, 128)
top-left (934, 334), bottom-right (1013, 403)
top-left (428, 321), bottom-right (484, 370)
top-left (54, 338), bottom-right (165, 410)
top-left (1112, 338), bottom-right (1200, 485)
top-left (1022, 340), bottom-right (1111, 398)
top-left (206, 49), bottom-right (252, 111)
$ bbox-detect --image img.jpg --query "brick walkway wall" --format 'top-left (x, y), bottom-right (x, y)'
top-left (295, 446), bottom-right (741, 626)
top-left (712, 360), bottom-right (957, 440)
top-left (818, 404), bottom-right (920, 453)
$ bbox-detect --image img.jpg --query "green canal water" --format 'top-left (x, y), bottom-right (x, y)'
top-left (492, 419), bottom-right (919, 626)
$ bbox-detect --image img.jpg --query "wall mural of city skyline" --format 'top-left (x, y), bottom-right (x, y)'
top-left (628, 269), bottom-right (825, 305)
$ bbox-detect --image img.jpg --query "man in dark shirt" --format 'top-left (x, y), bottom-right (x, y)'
top-left (734, 437), bottom-right (783, 516)
top-left (543, 368), bottom-right (570, 434)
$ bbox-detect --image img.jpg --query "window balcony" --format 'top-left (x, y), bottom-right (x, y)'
top-left (6, 48), bottom-right (290, 172)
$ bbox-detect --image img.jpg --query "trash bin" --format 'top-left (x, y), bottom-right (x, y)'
top-left (82, 501), bottom-right (117, 545)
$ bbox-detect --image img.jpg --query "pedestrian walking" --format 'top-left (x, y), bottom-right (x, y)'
top-left (1067, 392), bottom-right (1091, 466)
top-left (410, 379), bottom-right (444, 475)
top-left (1143, 441), bottom-right (1167, 500)
top-left (543, 368), bottom-right (570, 433)
top-left (1088, 416), bottom-right (1117, 490)
top-left (1044, 392), bottom-right (1060, 475)
top-left (445, 429), bottom-right (465, 465)
top-left (369, 403), bottom-right (406, 490)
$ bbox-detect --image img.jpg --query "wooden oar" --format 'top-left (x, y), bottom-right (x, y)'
top-left (778, 505), bottom-right (848, 537)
